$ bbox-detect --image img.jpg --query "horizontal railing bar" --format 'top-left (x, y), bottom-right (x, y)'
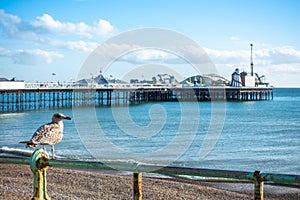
top-left (49, 159), bottom-right (137, 172)
top-left (261, 172), bottom-right (300, 185)
top-left (0, 156), bottom-right (299, 186)
top-left (0, 156), bottom-right (30, 165)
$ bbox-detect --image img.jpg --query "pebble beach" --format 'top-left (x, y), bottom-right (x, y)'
top-left (0, 163), bottom-right (299, 200)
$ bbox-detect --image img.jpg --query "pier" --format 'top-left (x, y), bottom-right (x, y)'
top-left (0, 87), bottom-right (273, 112)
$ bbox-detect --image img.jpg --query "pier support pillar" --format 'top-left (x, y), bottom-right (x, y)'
top-left (253, 171), bottom-right (264, 200)
top-left (30, 149), bottom-right (50, 200)
top-left (133, 172), bottom-right (142, 200)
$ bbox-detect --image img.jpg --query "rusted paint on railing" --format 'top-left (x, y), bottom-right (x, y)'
top-left (0, 155), bottom-right (299, 200)
top-left (253, 171), bottom-right (264, 200)
top-left (30, 149), bottom-right (50, 200)
top-left (133, 172), bottom-right (142, 200)
top-left (260, 172), bottom-right (300, 185)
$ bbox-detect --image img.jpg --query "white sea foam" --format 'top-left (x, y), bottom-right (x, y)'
top-left (0, 146), bottom-right (33, 157)
top-left (0, 113), bottom-right (27, 118)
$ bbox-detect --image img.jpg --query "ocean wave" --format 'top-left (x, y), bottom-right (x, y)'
top-left (0, 112), bottom-right (27, 118)
top-left (0, 146), bottom-right (33, 157)
top-left (274, 96), bottom-right (300, 101)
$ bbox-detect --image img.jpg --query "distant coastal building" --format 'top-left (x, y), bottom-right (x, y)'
top-left (230, 68), bottom-right (268, 87)
top-left (75, 79), bottom-right (89, 87)
top-left (95, 74), bottom-right (108, 85)
top-left (155, 74), bottom-right (177, 85)
top-left (0, 77), bottom-right (25, 89)
top-left (231, 69), bottom-right (241, 87)
top-left (181, 75), bottom-right (209, 86)
top-left (130, 74), bottom-right (178, 85)
top-left (130, 79), bottom-right (139, 84)
top-left (74, 70), bottom-right (109, 87)
top-left (181, 74), bottom-right (229, 87)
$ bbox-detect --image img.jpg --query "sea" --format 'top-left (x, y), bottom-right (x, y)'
top-left (0, 88), bottom-right (299, 175)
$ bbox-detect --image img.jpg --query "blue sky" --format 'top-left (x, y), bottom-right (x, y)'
top-left (0, 0), bottom-right (299, 86)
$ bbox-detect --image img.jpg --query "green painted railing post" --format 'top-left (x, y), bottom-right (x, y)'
top-left (133, 172), bottom-right (142, 200)
top-left (253, 171), bottom-right (264, 200)
top-left (30, 149), bottom-right (51, 200)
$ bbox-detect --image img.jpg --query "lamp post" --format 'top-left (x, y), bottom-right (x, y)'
top-left (51, 73), bottom-right (56, 87)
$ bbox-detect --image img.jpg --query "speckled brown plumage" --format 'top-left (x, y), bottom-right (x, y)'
top-left (20, 113), bottom-right (71, 159)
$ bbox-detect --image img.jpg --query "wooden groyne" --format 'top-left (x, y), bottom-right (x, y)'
top-left (0, 87), bottom-right (273, 112)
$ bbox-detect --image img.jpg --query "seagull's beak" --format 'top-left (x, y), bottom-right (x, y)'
top-left (64, 116), bottom-right (72, 120)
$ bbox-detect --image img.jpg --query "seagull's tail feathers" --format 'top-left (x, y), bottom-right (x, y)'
top-left (19, 141), bottom-right (37, 148)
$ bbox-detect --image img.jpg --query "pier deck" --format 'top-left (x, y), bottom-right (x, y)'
top-left (0, 87), bottom-right (273, 112)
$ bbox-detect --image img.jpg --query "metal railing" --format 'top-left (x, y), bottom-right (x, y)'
top-left (0, 150), bottom-right (299, 200)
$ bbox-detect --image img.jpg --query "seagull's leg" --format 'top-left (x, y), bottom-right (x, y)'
top-left (51, 145), bottom-right (55, 160)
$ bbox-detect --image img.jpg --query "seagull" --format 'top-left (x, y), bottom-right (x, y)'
top-left (20, 113), bottom-right (71, 159)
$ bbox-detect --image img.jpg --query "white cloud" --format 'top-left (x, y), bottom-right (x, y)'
top-left (120, 49), bottom-right (180, 64)
top-left (0, 10), bottom-right (34, 38)
top-left (0, 47), bottom-right (11, 57)
top-left (256, 46), bottom-right (300, 65)
top-left (229, 36), bottom-right (240, 41)
top-left (0, 10), bottom-right (115, 39)
top-left (31, 14), bottom-right (114, 38)
top-left (65, 40), bottom-right (99, 52)
top-left (32, 14), bottom-right (89, 37)
top-left (204, 46), bottom-right (300, 66)
top-left (12, 49), bottom-right (64, 65)
top-left (204, 48), bottom-right (248, 65)
top-left (271, 64), bottom-right (300, 73)
top-left (93, 19), bottom-right (114, 36)
top-left (90, 43), bottom-right (213, 66)
top-left (50, 39), bottom-right (99, 52)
